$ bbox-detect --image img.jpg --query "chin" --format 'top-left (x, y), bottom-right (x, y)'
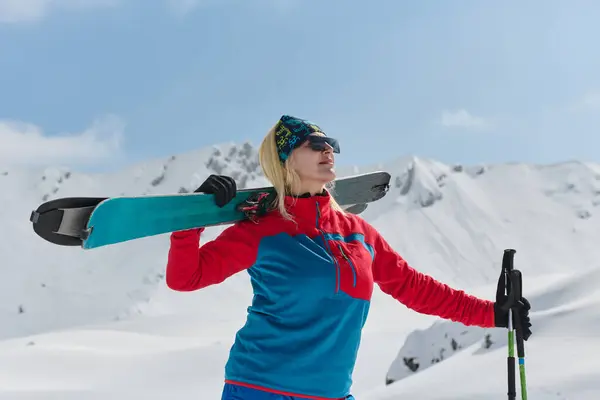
top-left (320, 168), bottom-right (336, 182)
top-left (305, 165), bottom-right (336, 185)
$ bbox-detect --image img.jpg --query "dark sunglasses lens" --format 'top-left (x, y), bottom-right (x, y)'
top-left (308, 136), bottom-right (340, 153)
top-left (325, 137), bottom-right (340, 153)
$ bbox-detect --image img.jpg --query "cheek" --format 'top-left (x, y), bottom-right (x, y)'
top-left (290, 149), bottom-right (319, 169)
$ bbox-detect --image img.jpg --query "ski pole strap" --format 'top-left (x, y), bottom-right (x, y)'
top-left (237, 192), bottom-right (275, 223)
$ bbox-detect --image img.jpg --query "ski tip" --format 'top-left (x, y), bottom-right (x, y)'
top-left (29, 197), bottom-right (106, 248)
top-left (30, 208), bottom-right (84, 247)
top-left (345, 203), bottom-right (368, 214)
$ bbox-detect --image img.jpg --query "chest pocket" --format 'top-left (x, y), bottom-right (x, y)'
top-left (327, 235), bottom-right (374, 301)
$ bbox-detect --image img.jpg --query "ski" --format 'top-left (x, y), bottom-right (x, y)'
top-left (30, 171), bottom-right (390, 250)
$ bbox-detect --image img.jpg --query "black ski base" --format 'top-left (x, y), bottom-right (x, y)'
top-left (30, 197), bottom-right (106, 246)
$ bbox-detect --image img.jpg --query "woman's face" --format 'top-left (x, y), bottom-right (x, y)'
top-left (288, 133), bottom-right (337, 190)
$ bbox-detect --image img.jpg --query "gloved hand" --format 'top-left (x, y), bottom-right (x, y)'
top-left (195, 174), bottom-right (237, 208)
top-left (493, 281), bottom-right (533, 340)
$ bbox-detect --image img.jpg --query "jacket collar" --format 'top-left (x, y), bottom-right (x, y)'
top-left (283, 189), bottom-right (332, 223)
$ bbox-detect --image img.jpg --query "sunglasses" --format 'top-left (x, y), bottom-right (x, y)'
top-left (305, 135), bottom-right (340, 153)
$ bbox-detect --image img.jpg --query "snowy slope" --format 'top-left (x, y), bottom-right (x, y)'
top-left (0, 142), bottom-right (271, 340)
top-left (366, 266), bottom-right (600, 399)
top-left (3, 268), bottom-right (599, 399)
top-left (352, 157), bottom-right (600, 287)
top-left (1, 142), bottom-right (600, 399)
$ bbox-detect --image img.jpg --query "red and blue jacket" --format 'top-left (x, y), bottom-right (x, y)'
top-left (166, 190), bottom-right (496, 399)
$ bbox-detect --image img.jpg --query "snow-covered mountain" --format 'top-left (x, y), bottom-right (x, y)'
top-left (0, 141), bottom-right (271, 341)
top-left (1, 142), bottom-right (600, 399)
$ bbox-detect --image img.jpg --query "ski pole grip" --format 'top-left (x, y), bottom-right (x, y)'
top-left (510, 270), bottom-right (522, 300)
top-left (502, 249), bottom-right (516, 274)
top-left (498, 249), bottom-right (516, 306)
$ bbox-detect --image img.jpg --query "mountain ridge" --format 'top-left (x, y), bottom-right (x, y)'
top-left (2, 142), bottom-right (599, 342)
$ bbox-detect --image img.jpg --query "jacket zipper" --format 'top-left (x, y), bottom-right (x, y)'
top-left (316, 201), bottom-right (340, 293)
top-left (338, 244), bottom-right (357, 288)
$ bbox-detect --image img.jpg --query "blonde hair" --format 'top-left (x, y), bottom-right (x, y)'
top-left (258, 122), bottom-right (345, 221)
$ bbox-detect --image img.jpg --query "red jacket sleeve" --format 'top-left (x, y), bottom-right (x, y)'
top-left (165, 220), bottom-right (261, 292)
top-left (370, 226), bottom-right (495, 328)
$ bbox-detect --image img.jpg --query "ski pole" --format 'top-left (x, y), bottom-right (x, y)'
top-left (502, 249), bottom-right (517, 400)
top-left (510, 269), bottom-right (528, 400)
top-left (501, 249), bottom-right (528, 400)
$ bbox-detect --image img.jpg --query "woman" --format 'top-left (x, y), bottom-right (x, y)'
top-left (166, 115), bottom-right (532, 400)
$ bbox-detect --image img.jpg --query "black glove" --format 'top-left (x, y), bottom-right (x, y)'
top-left (194, 174), bottom-right (236, 208)
top-left (493, 276), bottom-right (533, 341)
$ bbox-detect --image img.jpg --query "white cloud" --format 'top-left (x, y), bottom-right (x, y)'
top-left (0, 114), bottom-right (124, 167)
top-left (0, 0), bottom-right (119, 24)
top-left (570, 91), bottom-right (600, 112)
top-left (440, 109), bottom-right (489, 130)
top-left (0, 0), bottom-right (294, 22)
top-left (0, 0), bottom-right (46, 23)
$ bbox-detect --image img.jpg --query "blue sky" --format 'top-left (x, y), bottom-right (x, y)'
top-left (1, 0), bottom-right (599, 171)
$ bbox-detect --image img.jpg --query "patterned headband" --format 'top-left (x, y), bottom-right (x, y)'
top-left (274, 115), bottom-right (325, 162)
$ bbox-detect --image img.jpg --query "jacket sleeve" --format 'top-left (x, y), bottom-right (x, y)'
top-left (369, 227), bottom-right (496, 328)
top-left (165, 221), bottom-right (261, 292)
